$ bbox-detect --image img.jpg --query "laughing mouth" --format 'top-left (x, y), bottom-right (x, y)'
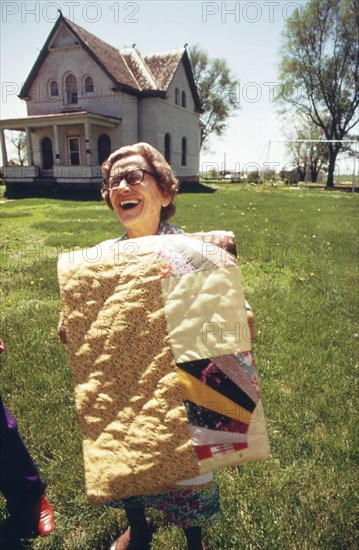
top-left (120, 199), bottom-right (141, 210)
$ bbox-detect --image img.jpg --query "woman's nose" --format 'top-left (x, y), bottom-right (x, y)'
top-left (114, 177), bottom-right (130, 191)
top-left (118, 178), bottom-right (129, 189)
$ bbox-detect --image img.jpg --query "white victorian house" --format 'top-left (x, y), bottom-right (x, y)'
top-left (0, 12), bottom-right (202, 195)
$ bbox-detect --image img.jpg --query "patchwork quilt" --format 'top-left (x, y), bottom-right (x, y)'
top-left (57, 232), bottom-right (269, 503)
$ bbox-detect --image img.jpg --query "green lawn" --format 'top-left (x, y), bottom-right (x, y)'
top-left (0, 184), bottom-right (358, 549)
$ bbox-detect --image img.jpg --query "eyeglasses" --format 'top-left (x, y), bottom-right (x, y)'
top-left (108, 168), bottom-right (157, 191)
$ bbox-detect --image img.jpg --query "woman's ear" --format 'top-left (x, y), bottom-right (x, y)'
top-left (161, 193), bottom-right (172, 208)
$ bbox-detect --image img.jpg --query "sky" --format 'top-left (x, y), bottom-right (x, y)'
top-left (1, 0), bottom-right (352, 174)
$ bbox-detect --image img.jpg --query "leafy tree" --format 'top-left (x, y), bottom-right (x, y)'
top-left (189, 45), bottom-right (239, 149)
top-left (286, 115), bottom-right (329, 182)
top-left (278, 0), bottom-right (359, 187)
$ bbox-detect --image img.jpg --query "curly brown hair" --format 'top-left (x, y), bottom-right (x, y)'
top-left (101, 142), bottom-right (179, 220)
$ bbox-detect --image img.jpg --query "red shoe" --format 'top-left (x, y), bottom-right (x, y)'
top-left (34, 495), bottom-right (56, 536)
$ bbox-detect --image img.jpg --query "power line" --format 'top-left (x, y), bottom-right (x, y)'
top-left (271, 139), bottom-right (358, 143)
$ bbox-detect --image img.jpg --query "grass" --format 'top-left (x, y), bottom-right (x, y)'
top-left (0, 184), bottom-right (358, 549)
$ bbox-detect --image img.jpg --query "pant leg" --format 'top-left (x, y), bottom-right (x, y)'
top-left (0, 397), bottom-right (46, 514)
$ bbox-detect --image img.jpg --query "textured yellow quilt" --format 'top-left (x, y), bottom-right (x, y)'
top-left (57, 232), bottom-right (269, 503)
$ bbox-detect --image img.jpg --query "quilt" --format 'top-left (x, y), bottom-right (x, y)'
top-left (57, 232), bottom-right (269, 503)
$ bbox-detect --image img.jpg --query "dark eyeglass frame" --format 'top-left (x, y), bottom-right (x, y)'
top-left (108, 168), bottom-right (157, 191)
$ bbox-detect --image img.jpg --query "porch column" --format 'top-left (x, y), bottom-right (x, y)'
top-left (25, 127), bottom-right (34, 165)
top-left (53, 124), bottom-right (60, 165)
top-left (0, 129), bottom-right (8, 166)
top-left (84, 121), bottom-right (92, 164)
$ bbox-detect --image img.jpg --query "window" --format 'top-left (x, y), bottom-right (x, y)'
top-left (68, 137), bottom-right (80, 165)
top-left (175, 87), bottom-right (180, 105)
top-left (50, 81), bottom-right (58, 97)
top-left (181, 137), bottom-right (187, 166)
top-left (181, 90), bottom-right (186, 108)
top-left (164, 133), bottom-right (171, 163)
top-left (84, 76), bottom-right (94, 93)
top-left (65, 74), bottom-right (78, 104)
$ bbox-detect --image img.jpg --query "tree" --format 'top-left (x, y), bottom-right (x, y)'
top-left (6, 131), bottom-right (28, 166)
top-left (286, 115), bottom-right (329, 182)
top-left (278, 0), bottom-right (359, 188)
top-left (189, 45), bottom-right (240, 149)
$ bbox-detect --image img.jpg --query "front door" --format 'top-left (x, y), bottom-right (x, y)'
top-left (68, 137), bottom-right (80, 165)
top-left (41, 137), bottom-right (54, 169)
top-left (97, 134), bottom-right (111, 165)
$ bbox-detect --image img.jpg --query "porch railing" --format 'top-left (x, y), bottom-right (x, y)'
top-left (53, 165), bottom-right (102, 182)
top-left (3, 165), bottom-right (40, 181)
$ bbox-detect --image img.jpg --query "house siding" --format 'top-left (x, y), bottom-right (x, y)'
top-left (27, 46), bottom-right (122, 119)
top-left (140, 61), bottom-right (200, 177)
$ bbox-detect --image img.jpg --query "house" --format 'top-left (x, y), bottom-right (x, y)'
top-left (0, 12), bottom-right (202, 195)
top-left (280, 167), bottom-right (324, 184)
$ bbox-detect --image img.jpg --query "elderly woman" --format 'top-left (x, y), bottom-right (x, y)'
top-left (60, 142), bottom-right (255, 550)
top-left (102, 142), bottom-right (221, 550)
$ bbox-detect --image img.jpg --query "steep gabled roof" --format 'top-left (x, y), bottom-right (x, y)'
top-left (143, 49), bottom-right (184, 91)
top-left (19, 13), bottom-right (139, 97)
top-left (19, 12), bottom-right (202, 110)
top-left (143, 48), bottom-right (202, 110)
top-left (62, 18), bottom-right (139, 91)
top-left (121, 48), bottom-right (159, 91)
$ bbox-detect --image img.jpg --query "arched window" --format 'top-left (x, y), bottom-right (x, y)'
top-left (97, 134), bottom-right (111, 165)
top-left (84, 76), bottom-right (94, 93)
top-left (175, 88), bottom-right (180, 105)
top-left (50, 81), bottom-right (58, 97)
top-left (181, 137), bottom-right (187, 166)
top-left (181, 90), bottom-right (186, 108)
top-left (65, 74), bottom-right (78, 104)
top-left (164, 133), bottom-right (171, 163)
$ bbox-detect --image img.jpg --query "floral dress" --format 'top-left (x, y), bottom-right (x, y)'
top-left (108, 221), bottom-right (221, 528)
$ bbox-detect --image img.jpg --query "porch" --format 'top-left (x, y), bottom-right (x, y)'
top-left (2, 165), bottom-right (104, 197)
top-left (3, 164), bottom-right (102, 182)
top-left (0, 111), bottom-right (120, 195)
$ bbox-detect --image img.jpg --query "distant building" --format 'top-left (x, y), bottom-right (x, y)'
top-left (0, 12), bottom-right (202, 194)
top-left (280, 167), bottom-right (324, 184)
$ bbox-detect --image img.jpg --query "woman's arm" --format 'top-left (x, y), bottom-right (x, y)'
top-left (247, 308), bottom-right (256, 344)
top-left (57, 313), bottom-right (67, 344)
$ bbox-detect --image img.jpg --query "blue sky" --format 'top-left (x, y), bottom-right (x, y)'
top-left (0, 0), bottom-right (327, 173)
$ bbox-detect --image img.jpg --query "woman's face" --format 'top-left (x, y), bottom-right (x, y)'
top-left (109, 154), bottom-right (170, 238)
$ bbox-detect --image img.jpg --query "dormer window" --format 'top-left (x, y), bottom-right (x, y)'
top-left (84, 76), bottom-right (94, 93)
top-left (50, 80), bottom-right (58, 97)
top-left (181, 91), bottom-right (186, 108)
top-left (175, 88), bottom-right (180, 105)
top-left (65, 74), bottom-right (78, 104)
